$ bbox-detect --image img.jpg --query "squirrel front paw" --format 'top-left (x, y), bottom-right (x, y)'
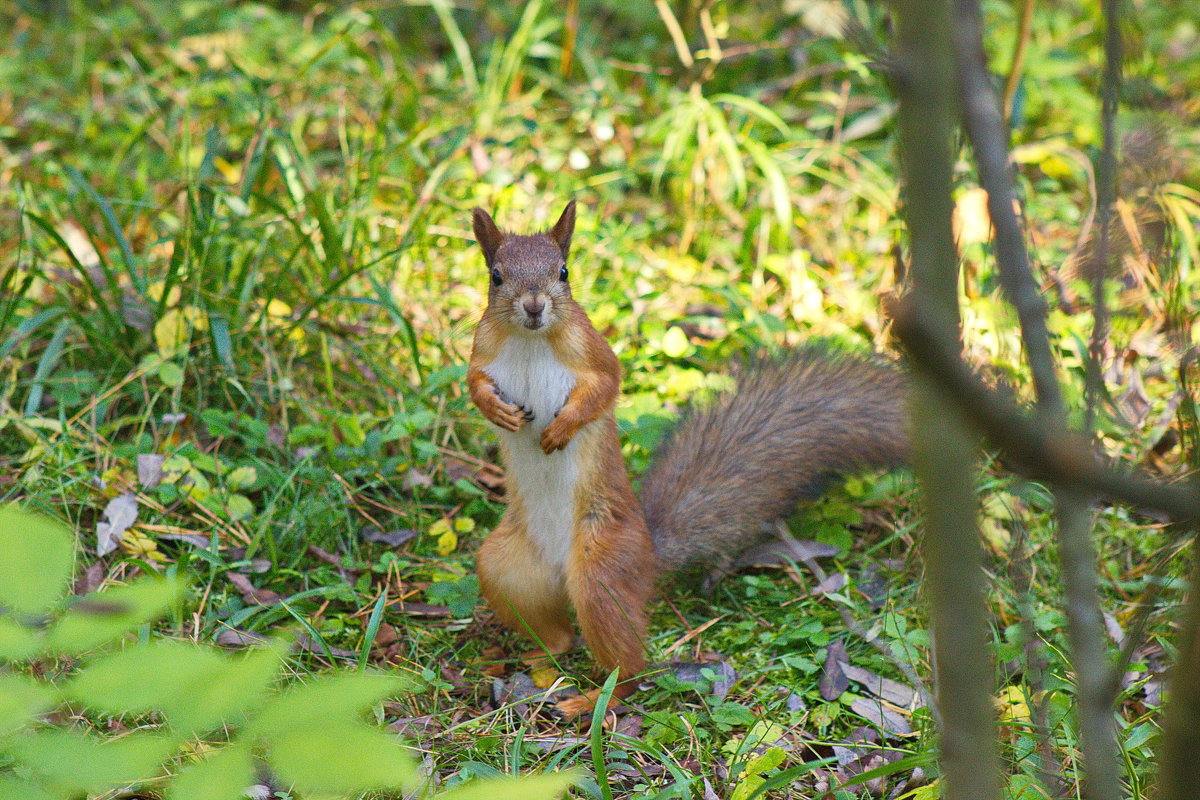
top-left (483, 390), bottom-right (534, 432)
top-left (540, 417), bottom-right (576, 453)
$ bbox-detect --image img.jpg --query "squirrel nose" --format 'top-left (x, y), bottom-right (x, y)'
top-left (523, 297), bottom-right (545, 316)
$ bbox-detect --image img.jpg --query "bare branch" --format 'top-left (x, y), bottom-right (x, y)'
top-left (891, 1), bottom-right (1003, 796)
top-left (892, 302), bottom-right (1200, 526)
top-left (951, 0), bottom-right (1062, 418)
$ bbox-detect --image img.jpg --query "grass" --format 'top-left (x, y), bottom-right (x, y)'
top-left (2, 0), bottom-right (1199, 797)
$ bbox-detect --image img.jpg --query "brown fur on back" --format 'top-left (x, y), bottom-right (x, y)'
top-left (640, 347), bottom-right (909, 571)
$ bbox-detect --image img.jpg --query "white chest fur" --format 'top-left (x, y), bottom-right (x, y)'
top-left (483, 335), bottom-right (579, 567)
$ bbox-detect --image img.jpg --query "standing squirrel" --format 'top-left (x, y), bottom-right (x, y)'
top-left (467, 200), bottom-right (908, 715)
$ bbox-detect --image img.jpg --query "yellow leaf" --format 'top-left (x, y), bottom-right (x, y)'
top-left (996, 685), bottom-right (1031, 724)
top-left (661, 326), bottom-right (690, 358)
top-left (146, 280), bottom-right (182, 307)
top-left (429, 519), bottom-right (452, 537)
top-left (265, 299), bottom-right (293, 320)
top-left (226, 466), bottom-right (257, 490)
top-left (154, 309), bottom-right (187, 357)
top-left (120, 528), bottom-right (165, 563)
top-left (453, 517), bottom-right (476, 533)
top-left (954, 187), bottom-right (991, 246)
top-left (436, 530), bottom-right (458, 556)
top-left (979, 517), bottom-right (1011, 554)
top-left (530, 664), bottom-right (560, 689)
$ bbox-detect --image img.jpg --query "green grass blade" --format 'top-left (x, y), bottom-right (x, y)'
top-left (357, 588), bottom-right (389, 672)
top-left (64, 167), bottom-right (141, 293)
top-left (1, 306), bottom-right (66, 363)
top-left (24, 317), bottom-right (72, 416)
top-left (587, 669), bottom-right (620, 800)
top-left (430, 0), bottom-right (479, 94)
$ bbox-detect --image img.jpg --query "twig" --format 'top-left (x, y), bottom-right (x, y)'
top-left (1002, 0), bottom-right (1035, 121)
top-left (891, 301), bottom-right (1200, 526)
top-left (951, 0), bottom-right (1062, 418)
top-left (1085, 0), bottom-right (1123, 431)
top-left (892, 0), bottom-right (1003, 795)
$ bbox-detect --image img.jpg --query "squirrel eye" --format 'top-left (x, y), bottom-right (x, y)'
top-left (490, 268), bottom-right (503, 287)
top-left (559, 266), bottom-right (568, 282)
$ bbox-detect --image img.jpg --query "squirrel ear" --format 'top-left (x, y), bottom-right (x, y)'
top-left (472, 207), bottom-right (504, 264)
top-left (548, 199), bottom-right (576, 260)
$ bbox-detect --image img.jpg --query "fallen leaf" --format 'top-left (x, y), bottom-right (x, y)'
top-left (402, 468), bottom-right (433, 490)
top-left (812, 571), bottom-right (847, 595)
top-left (668, 658), bottom-right (737, 701)
top-left (530, 664), bottom-right (561, 689)
top-left (477, 645), bottom-right (509, 678)
top-left (361, 527), bottom-right (419, 547)
top-left (136, 454), bottom-right (165, 488)
top-left (840, 663), bottom-right (921, 708)
top-left (396, 603), bottom-right (451, 618)
top-left (73, 561), bottom-right (107, 595)
top-left (215, 628), bottom-right (268, 648)
top-left (96, 492), bottom-right (139, 555)
top-left (820, 641), bottom-right (850, 701)
top-left (849, 696), bottom-right (912, 736)
top-left (226, 571), bottom-right (282, 605)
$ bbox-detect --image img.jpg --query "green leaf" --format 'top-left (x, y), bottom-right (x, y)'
top-left (247, 673), bottom-right (408, 737)
top-left (0, 616), bottom-right (41, 661)
top-left (437, 772), bottom-right (579, 800)
top-left (48, 577), bottom-right (184, 654)
top-left (67, 638), bottom-right (284, 733)
top-left (10, 730), bottom-right (176, 794)
top-left (0, 674), bottom-right (58, 736)
top-left (0, 775), bottom-right (57, 800)
top-left (0, 506), bottom-right (75, 615)
top-left (226, 466), bottom-right (257, 489)
top-left (225, 494), bottom-right (254, 521)
top-left (267, 723), bottom-right (417, 794)
top-left (169, 741), bottom-right (255, 800)
top-left (158, 361), bottom-right (184, 388)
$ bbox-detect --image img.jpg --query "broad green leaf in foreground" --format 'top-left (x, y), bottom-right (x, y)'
top-left (267, 722), bottom-right (417, 795)
top-left (0, 674), bottom-right (58, 736)
top-left (437, 772), bottom-right (580, 800)
top-left (67, 638), bottom-right (286, 733)
top-left (9, 730), bottom-right (177, 795)
top-left (47, 577), bottom-right (184, 654)
top-left (0, 506), bottom-right (75, 615)
top-left (169, 742), bottom-right (256, 800)
top-left (245, 672), bottom-right (413, 736)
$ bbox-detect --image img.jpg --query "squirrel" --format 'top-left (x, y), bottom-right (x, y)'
top-left (466, 200), bottom-right (909, 716)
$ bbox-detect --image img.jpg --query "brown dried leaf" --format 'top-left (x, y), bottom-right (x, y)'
top-left (226, 571), bottom-right (282, 606)
top-left (840, 663), bottom-right (921, 708)
top-left (848, 696), bottom-right (912, 736)
top-left (820, 640), bottom-right (850, 700)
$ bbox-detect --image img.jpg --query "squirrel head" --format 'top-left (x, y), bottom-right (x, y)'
top-left (471, 200), bottom-right (576, 334)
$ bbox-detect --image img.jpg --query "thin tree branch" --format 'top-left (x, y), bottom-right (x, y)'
top-left (951, 0), bottom-right (1062, 418)
top-left (1157, 543), bottom-right (1200, 799)
top-left (892, 0), bottom-right (1003, 796)
top-left (951, 6), bottom-right (1125, 791)
top-left (892, 302), bottom-right (1200, 526)
top-left (1002, 0), bottom-right (1035, 122)
top-left (1085, 0), bottom-right (1122, 431)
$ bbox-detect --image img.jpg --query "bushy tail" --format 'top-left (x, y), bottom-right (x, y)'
top-left (639, 347), bottom-right (909, 571)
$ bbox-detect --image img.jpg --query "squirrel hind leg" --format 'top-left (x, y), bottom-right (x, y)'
top-left (566, 518), bottom-right (657, 688)
top-left (478, 521), bottom-right (574, 657)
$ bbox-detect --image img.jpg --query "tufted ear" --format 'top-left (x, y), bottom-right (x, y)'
top-left (547, 199), bottom-right (576, 260)
top-left (472, 207), bottom-right (505, 265)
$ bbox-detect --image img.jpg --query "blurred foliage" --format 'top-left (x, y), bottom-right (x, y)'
top-left (1, 0), bottom-right (1198, 796)
top-left (0, 506), bottom-right (576, 799)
